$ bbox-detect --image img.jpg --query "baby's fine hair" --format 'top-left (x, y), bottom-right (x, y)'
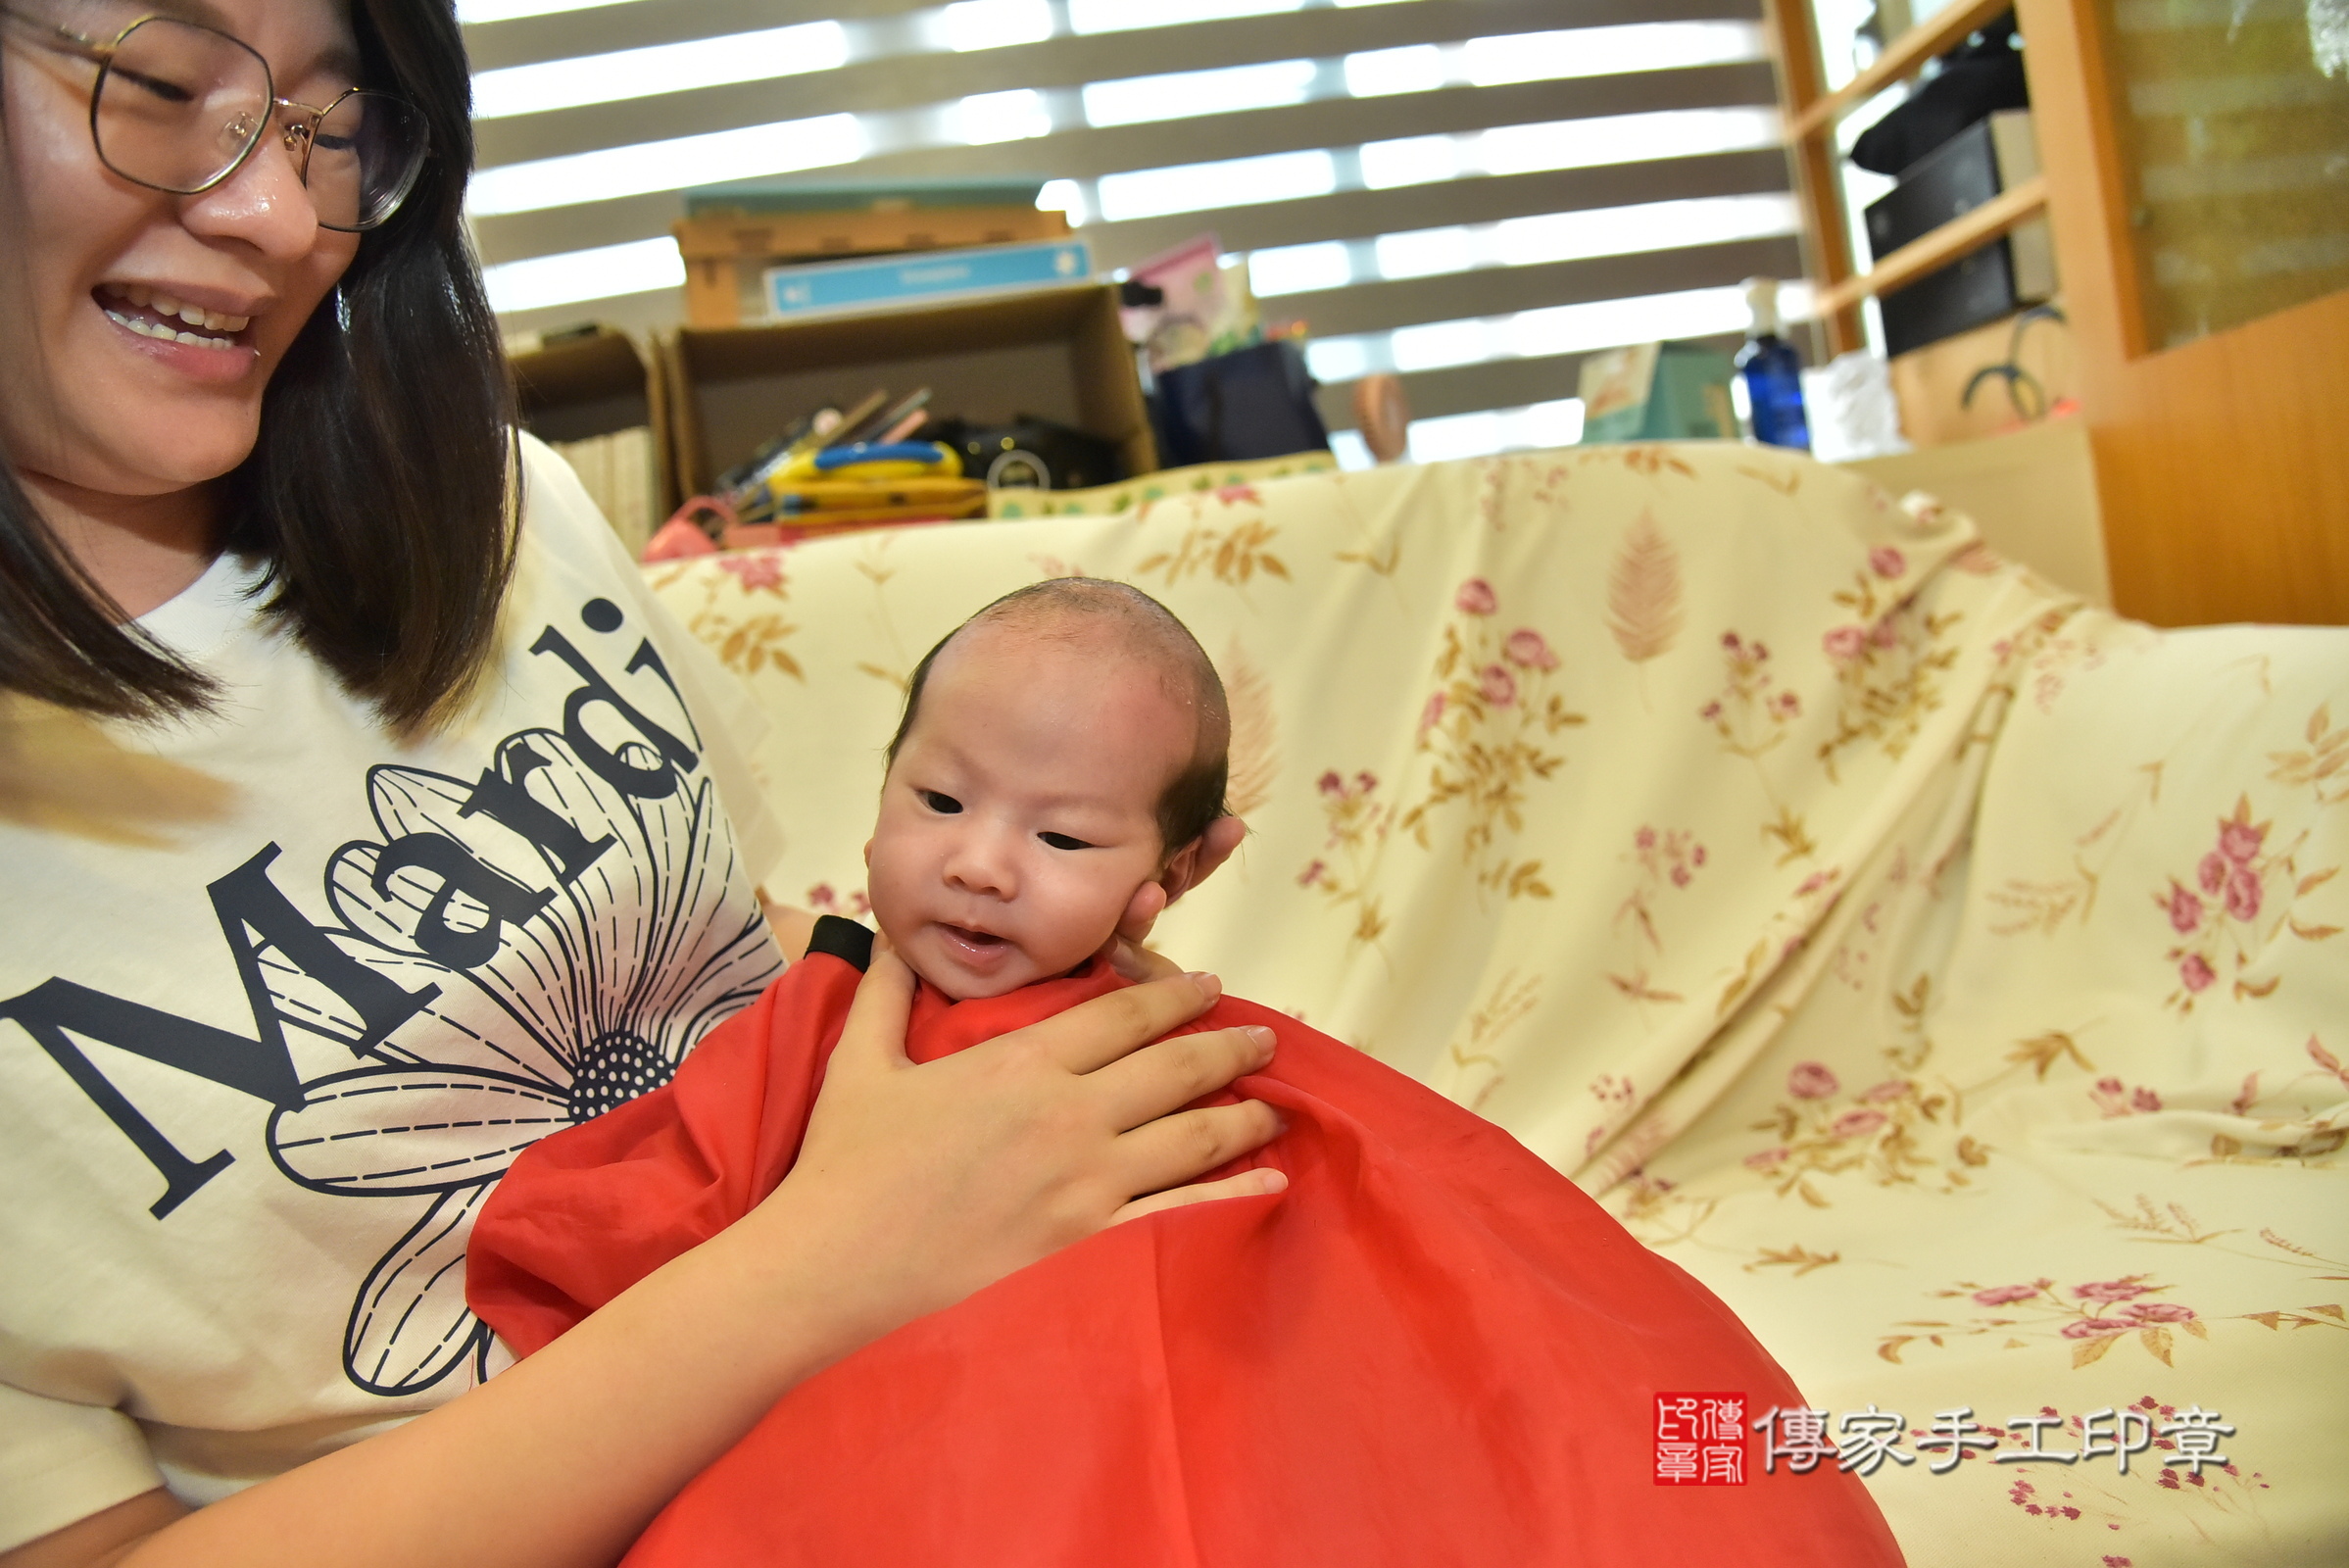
top-left (886, 579), bottom-right (1231, 857)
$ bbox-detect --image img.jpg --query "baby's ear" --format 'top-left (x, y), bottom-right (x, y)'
top-left (1158, 814), bottom-right (1246, 906)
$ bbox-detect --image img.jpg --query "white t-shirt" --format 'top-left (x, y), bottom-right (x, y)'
top-left (0, 436), bottom-right (787, 1549)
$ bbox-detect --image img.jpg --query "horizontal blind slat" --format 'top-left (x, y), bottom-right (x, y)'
top-left (469, 64), bottom-right (1780, 260)
top-left (472, 17), bottom-right (1767, 168)
top-left (1084, 148), bottom-right (1791, 270)
top-left (464, 0), bottom-right (1760, 77)
top-left (1265, 233), bottom-right (1803, 338)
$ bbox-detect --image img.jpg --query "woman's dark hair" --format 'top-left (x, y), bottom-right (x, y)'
top-left (0, 0), bottom-right (516, 730)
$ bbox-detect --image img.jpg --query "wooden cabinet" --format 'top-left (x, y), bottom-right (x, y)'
top-left (1766, 0), bottom-right (2349, 625)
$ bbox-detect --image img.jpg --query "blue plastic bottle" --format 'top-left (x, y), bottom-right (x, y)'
top-left (1736, 277), bottom-right (1812, 451)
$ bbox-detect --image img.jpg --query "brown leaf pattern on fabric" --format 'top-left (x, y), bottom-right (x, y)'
top-left (1607, 512), bottom-right (1684, 665)
top-left (2268, 703), bottom-right (2349, 805)
top-left (1218, 637), bottom-right (1279, 818)
top-left (661, 551), bottom-right (806, 681)
top-left (1437, 968), bottom-right (1542, 1112)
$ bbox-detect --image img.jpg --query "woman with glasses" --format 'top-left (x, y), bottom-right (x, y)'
top-left (0, 3), bottom-right (1278, 1564)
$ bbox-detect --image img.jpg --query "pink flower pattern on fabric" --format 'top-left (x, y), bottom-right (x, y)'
top-left (1503, 627), bottom-right (1559, 670)
top-left (2075, 1280), bottom-right (2152, 1302)
top-left (716, 551), bottom-right (787, 592)
top-left (2063, 1318), bottom-right (2135, 1339)
top-left (1454, 577), bottom-right (1497, 615)
top-left (1787, 1061), bottom-right (1839, 1100)
top-left (2121, 1300), bottom-right (2196, 1323)
top-left (2091, 1077), bottom-right (2163, 1117)
top-left (1830, 1107), bottom-right (1887, 1138)
top-left (2153, 792), bottom-right (2334, 1013)
top-left (1973, 1284), bottom-right (2040, 1306)
top-left (2225, 865), bottom-right (2263, 922)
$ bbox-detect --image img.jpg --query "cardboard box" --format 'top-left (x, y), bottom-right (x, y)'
top-left (661, 284), bottom-right (1156, 499)
top-left (676, 205), bottom-right (1072, 329)
top-left (509, 327), bottom-right (676, 549)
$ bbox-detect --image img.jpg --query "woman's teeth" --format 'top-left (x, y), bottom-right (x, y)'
top-left (98, 282), bottom-right (252, 347)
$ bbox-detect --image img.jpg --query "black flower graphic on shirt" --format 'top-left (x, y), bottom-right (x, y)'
top-left (263, 729), bottom-right (778, 1395)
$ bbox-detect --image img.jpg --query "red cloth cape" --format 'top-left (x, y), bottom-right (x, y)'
top-left (469, 924), bottom-right (1902, 1566)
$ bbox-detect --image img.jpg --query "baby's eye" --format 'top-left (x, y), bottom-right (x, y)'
top-left (917, 790), bottom-right (962, 814)
top-left (1039, 831), bottom-right (1094, 852)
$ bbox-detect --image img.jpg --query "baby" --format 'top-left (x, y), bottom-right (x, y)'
top-left (468, 582), bottom-right (1900, 1568)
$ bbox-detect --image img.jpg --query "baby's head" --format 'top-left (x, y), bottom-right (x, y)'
top-left (864, 580), bottom-right (1230, 1001)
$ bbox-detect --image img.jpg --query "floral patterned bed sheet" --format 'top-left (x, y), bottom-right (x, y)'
top-left (646, 444), bottom-right (2347, 1567)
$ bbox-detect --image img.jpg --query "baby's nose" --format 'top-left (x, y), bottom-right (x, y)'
top-left (943, 831), bottom-right (1017, 897)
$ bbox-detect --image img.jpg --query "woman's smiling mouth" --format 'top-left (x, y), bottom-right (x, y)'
top-left (96, 281), bottom-right (254, 350)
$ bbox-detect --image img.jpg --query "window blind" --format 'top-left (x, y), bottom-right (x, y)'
top-left (465, 0), bottom-right (1807, 464)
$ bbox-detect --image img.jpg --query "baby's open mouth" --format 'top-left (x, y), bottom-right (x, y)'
top-left (96, 282), bottom-right (252, 350)
top-left (942, 924), bottom-right (1006, 948)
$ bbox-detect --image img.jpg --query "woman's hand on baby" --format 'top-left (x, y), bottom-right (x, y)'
top-left (759, 937), bottom-right (1285, 1345)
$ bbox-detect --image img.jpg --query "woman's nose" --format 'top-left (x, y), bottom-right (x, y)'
top-left (180, 120), bottom-right (323, 261)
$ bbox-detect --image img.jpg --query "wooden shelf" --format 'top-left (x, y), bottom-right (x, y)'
top-left (1787, 0), bottom-right (2016, 141)
top-left (1813, 173), bottom-right (2046, 316)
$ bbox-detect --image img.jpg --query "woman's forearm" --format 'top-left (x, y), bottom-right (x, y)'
top-left (114, 1189), bottom-right (870, 1568)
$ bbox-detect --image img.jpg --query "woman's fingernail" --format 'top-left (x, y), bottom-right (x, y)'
top-left (1245, 1024), bottom-right (1276, 1056)
top-left (1187, 970), bottom-right (1223, 1002)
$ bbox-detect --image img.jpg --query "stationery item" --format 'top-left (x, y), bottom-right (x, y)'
top-left (774, 499), bottom-right (985, 526)
top-left (855, 387), bottom-right (932, 446)
top-left (771, 478), bottom-right (985, 514)
top-left (1124, 234), bottom-right (1262, 373)
top-left (717, 388), bottom-right (892, 501)
top-left (762, 240), bottom-right (1092, 318)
